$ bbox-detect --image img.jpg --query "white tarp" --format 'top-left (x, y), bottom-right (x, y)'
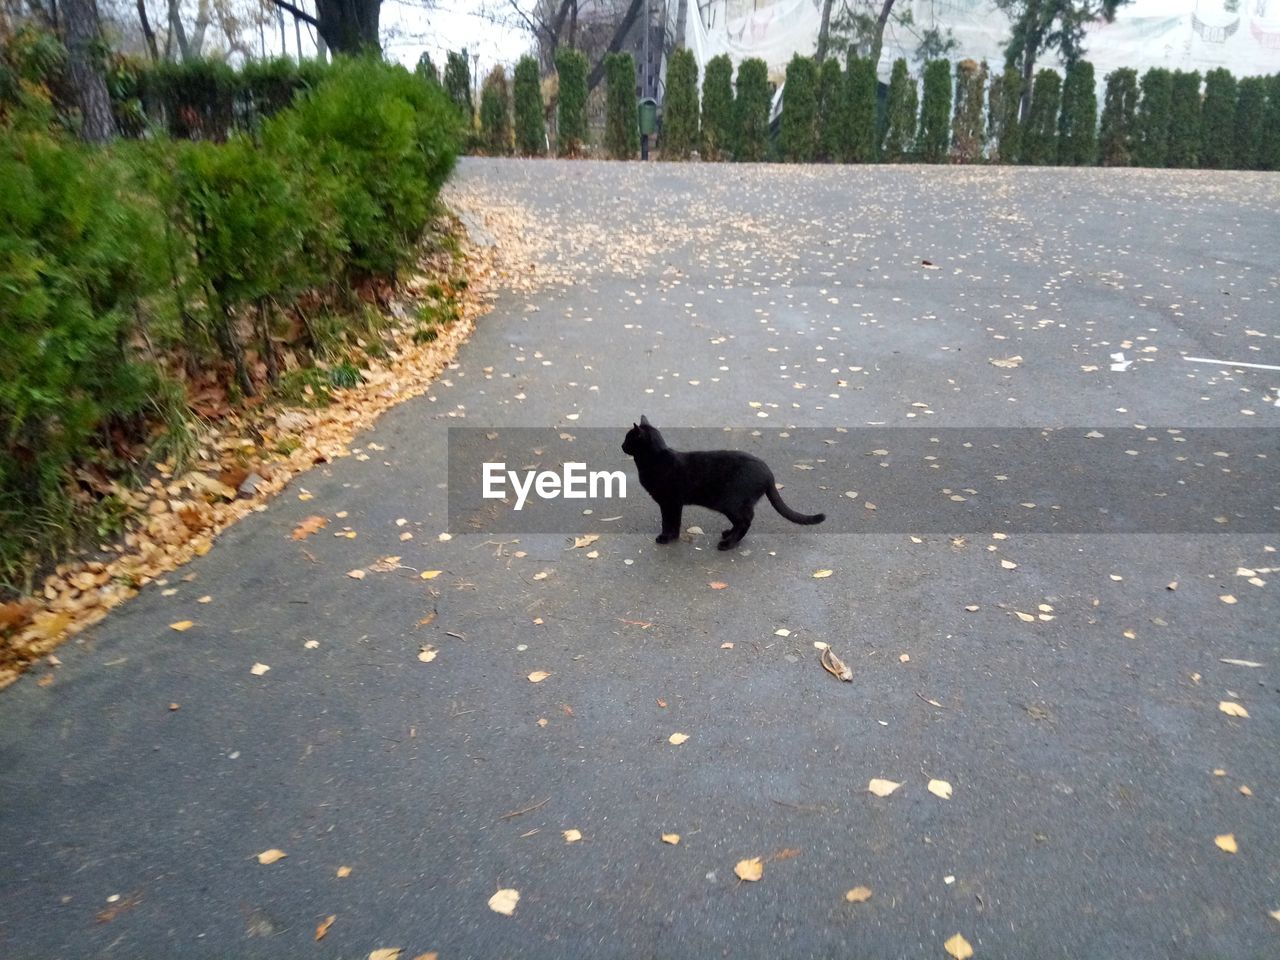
top-left (682, 0), bottom-right (1280, 82)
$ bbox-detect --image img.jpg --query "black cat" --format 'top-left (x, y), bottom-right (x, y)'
top-left (621, 416), bottom-right (826, 550)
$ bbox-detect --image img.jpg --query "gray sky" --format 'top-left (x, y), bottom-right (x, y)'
top-left (380, 0), bottom-right (535, 75)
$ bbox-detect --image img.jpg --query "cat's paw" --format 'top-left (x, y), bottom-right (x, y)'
top-left (717, 539), bottom-right (736, 551)
top-left (655, 533), bottom-right (676, 544)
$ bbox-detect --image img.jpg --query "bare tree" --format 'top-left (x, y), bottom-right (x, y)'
top-left (63, 0), bottom-right (118, 142)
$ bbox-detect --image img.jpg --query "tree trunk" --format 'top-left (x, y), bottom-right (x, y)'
top-left (674, 0), bottom-right (687, 49)
top-left (168, 0), bottom-right (191, 59)
top-left (63, 0), bottom-right (117, 143)
top-left (137, 0), bottom-right (160, 61)
top-left (1019, 36), bottom-right (1037, 125)
top-left (586, 0), bottom-right (644, 92)
top-left (315, 0), bottom-right (381, 54)
top-left (815, 0), bottom-right (834, 63)
top-left (870, 0), bottom-right (895, 73)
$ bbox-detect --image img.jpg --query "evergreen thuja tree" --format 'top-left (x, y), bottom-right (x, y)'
top-left (1133, 67), bottom-right (1172, 167)
top-left (815, 56), bottom-right (846, 162)
top-left (1233, 76), bottom-right (1266, 171)
top-left (781, 54), bottom-right (818, 162)
top-left (917, 58), bottom-right (952, 163)
top-left (513, 56), bottom-right (545, 156)
top-left (479, 65), bottom-right (512, 155)
top-left (951, 59), bottom-right (986, 163)
top-left (416, 53), bottom-right (440, 86)
top-left (1166, 70), bottom-right (1201, 168)
top-left (1262, 74), bottom-right (1280, 171)
top-left (1200, 67), bottom-right (1237, 169)
top-left (1057, 60), bottom-right (1096, 165)
top-left (881, 58), bottom-right (917, 162)
top-left (555, 48), bottom-right (588, 157)
top-left (845, 53), bottom-right (877, 162)
top-left (735, 57), bottom-right (771, 162)
top-left (662, 48), bottom-right (699, 159)
top-left (443, 50), bottom-right (472, 126)
top-left (604, 52), bottom-right (639, 160)
top-left (1098, 67), bottom-right (1138, 166)
top-left (1020, 68), bottom-right (1061, 165)
top-left (988, 64), bottom-right (1023, 163)
top-left (701, 54), bottom-right (734, 160)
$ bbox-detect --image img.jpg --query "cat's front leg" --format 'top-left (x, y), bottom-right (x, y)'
top-left (655, 500), bottom-right (682, 544)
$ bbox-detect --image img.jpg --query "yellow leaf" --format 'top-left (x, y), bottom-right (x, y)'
top-left (347, 569), bottom-right (366, 580)
top-left (256, 849), bottom-right (287, 864)
top-left (928, 779), bottom-right (953, 800)
top-left (315, 915), bottom-right (335, 941)
top-left (868, 778), bottom-right (901, 797)
top-left (899, 653), bottom-right (910, 662)
top-left (418, 646), bottom-right (437, 663)
top-left (563, 829), bottom-right (582, 843)
top-left (845, 886), bottom-right (873, 903)
top-left (291, 515), bottom-right (328, 540)
top-left (420, 570), bottom-right (442, 580)
top-left (964, 604), bottom-right (980, 612)
top-left (533, 570), bottom-right (550, 581)
top-left (528, 670), bottom-right (551, 683)
top-left (1219, 701), bottom-right (1249, 718)
top-left (412, 954), bottom-right (439, 960)
top-left (1220, 594), bottom-right (1237, 605)
top-left (250, 662), bottom-right (270, 676)
top-left (336, 865), bottom-right (352, 878)
top-left (1269, 909), bottom-right (1280, 923)
top-left (197, 595), bottom-right (212, 604)
top-left (944, 933), bottom-right (974, 959)
top-left (1001, 560), bottom-right (1018, 570)
top-left (1240, 785), bottom-right (1252, 796)
top-left (668, 732), bottom-right (690, 745)
top-left (1215, 833), bottom-right (1238, 853)
top-left (1015, 611), bottom-right (1035, 622)
top-left (661, 833), bottom-right (681, 845)
top-left (488, 888), bottom-right (519, 916)
top-left (573, 534), bottom-right (599, 548)
top-left (708, 581), bottom-right (728, 590)
top-left (369, 950), bottom-right (402, 960)
top-left (812, 569), bottom-right (834, 579)
top-left (774, 628), bottom-right (791, 637)
top-left (734, 857), bottom-right (764, 882)
top-left (169, 620), bottom-right (194, 632)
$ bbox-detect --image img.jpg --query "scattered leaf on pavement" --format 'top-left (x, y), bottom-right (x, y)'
top-left (928, 779), bottom-right (953, 800)
top-left (1215, 834), bottom-right (1238, 853)
top-left (315, 915), bottom-right (335, 941)
top-left (573, 534), bottom-right (599, 548)
top-left (734, 857), bottom-right (764, 882)
top-left (169, 620), bottom-right (194, 632)
top-left (418, 646), bottom-right (437, 663)
top-left (820, 647), bottom-right (853, 681)
top-left (256, 849), bottom-right (287, 864)
top-left (668, 732), bottom-right (690, 745)
top-left (420, 570), bottom-right (442, 580)
top-left (662, 833), bottom-right (680, 845)
top-left (812, 569), bottom-right (834, 579)
top-left (336, 865), bottom-right (352, 878)
top-left (347, 569), bottom-right (366, 580)
top-left (868, 778), bottom-right (901, 797)
top-left (250, 662), bottom-right (270, 676)
top-left (563, 829), bottom-right (582, 843)
top-left (845, 886), bottom-right (873, 903)
top-left (528, 671), bottom-right (550, 683)
top-left (944, 933), bottom-right (974, 959)
top-left (488, 888), bottom-right (519, 916)
top-left (1219, 701), bottom-right (1249, 718)
top-left (292, 516), bottom-right (328, 540)
top-left (369, 950), bottom-right (402, 960)
top-left (708, 581), bottom-right (728, 590)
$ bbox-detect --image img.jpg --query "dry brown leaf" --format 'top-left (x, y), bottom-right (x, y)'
top-left (1001, 560), bottom-right (1018, 570)
top-left (1269, 908), bottom-right (1280, 923)
top-left (369, 950), bottom-right (402, 960)
top-left (256, 849), bottom-right (287, 864)
top-left (412, 954), bottom-right (439, 960)
top-left (944, 933), bottom-right (974, 959)
top-left (1015, 611), bottom-right (1035, 622)
top-left (528, 670), bottom-right (551, 683)
top-left (734, 857), bottom-right (764, 882)
top-left (1220, 594), bottom-right (1237, 605)
top-left (573, 534), bottom-right (599, 548)
top-left (812, 569), bottom-right (834, 579)
top-left (668, 732), bottom-right (690, 745)
top-left (291, 515), bottom-right (328, 540)
top-left (488, 888), bottom-right (519, 916)
top-left (661, 833), bottom-right (680, 845)
top-left (563, 829), bottom-right (582, 843)
top-left (989, 356), bottom-right (1023, 369)
top-left (708, 581), bottom-right (728, 590)
top-left (418, 646), bottom-right (437, 663)
top-left (532, 570), bottom-right (550, 581)
top-left (928, 779), bottom-right (953, 800)
top-left (336, 865), bottom-right (352, 878)
top-left (347, 569), bottom-right (366, 580)
top-left (845, 886), bottom-right (873, 903)
top-left (868, 778), bottom-right (901, 797)
top-left (250, 662), bottom-right (270, 676)
top-left (1219, 701), bottom-right (1249, 718)
top-left (1215, 833), bottom-right (1238, 853)
top-left (169, 620), bottom-right (194, 632)
top-left (820, 647), bottom-right (853, 682)
top-left (315, 915), bottom-right (335, 941)
top-left (420, 570), bottom-right (442, 580)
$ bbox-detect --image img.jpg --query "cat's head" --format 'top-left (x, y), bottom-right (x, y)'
top-left (622, 415), bottom-right (660, 456)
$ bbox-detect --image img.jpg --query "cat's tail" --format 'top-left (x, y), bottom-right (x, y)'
top-left (765, 484), bottom-right (826, 525)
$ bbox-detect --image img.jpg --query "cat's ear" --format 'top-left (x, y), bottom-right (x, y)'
top-left (640, 415), bottom-right (650, 427)
top-left (632, 422), bottom-right (638, 429)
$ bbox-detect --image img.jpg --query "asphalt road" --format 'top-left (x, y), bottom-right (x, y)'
top-left (2, 159), bottom-right (1278, 960)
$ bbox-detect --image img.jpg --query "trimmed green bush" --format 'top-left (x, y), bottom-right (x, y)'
top-left (662, 48), bottom-right (698, 159)
top-left (555, 48), bottom-right (588, 157)
top-left (951, 59), bottom-right (986, 163)
top-left (1057, 60), bottom-right (1096, 165)
top-left (1098, 67), bottom-right (1138, 166)
top-left (1133, 67), bottom-right (1172, 167)
top-left (881, 58), bottom-right (917, 162)
top-left (479, 65), bottom-right (512, 156)
top-left (917, 58), bottom-right (951, 163)
top-left (700, 54), bottom-right (734, 160)
top-left (513, 56), bottom-right (545, 156)
top-left (845, 53), bottom-right (877, 162)
top-left (815, 56), bottom-right (845, 162)
top-left (1233, 76), bottom-right (1265, 171)
top-left (1200, 67), bottom-right (1236, 170)
top-left (1262, 74), bottom-right (1280, 171)
top-left (734, 58), bottom-right (771, 162)
top-left (1020, 69), bottom-right (1061, 165)
top-left (781, 54), bottom-right (818, 162)
top-left (604, 52), bottom-right (639, 160)
top-left (988, 64), bottom-right (1022, 164)
top-left (443, 50), bottom-right (473, 127)
top-left (1166, 70), bottom-right (1201, 169)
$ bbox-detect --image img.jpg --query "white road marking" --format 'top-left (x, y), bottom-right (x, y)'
top-left (1182, 356), bottom-right (1280, 372)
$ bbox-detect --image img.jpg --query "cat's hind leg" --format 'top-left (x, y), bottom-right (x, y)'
top-left (656, 500), bottom-right (683, 544)
top-left (717, 503), bottom-right (754, 550)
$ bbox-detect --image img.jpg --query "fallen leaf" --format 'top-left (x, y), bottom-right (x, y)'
top-left (315, 915), bottom-right (335, 941)
top-left (1001, 560), bottom-right (1018, 570)
top-left (1220, 594), bottom-right (1237, 605)
top-left (369, 950), bottom-right (402, 960)
top-left (169, 620), bottom-right (194, 632)
top-left (989, 355), bottom-right (1023, 369)
top-left (1215, 833), bottom-right (1238, 853)
top-left (928, 779), bottom-right (953, 800)
top-left (256, 849), bottom-right (287, 864)
top-left (720, 641), bottom-right (734, 649)
top-left (868, 778), bottom-right (901, 797)
top-left (899, 653), bottom-right (910, 662)
top-left (563, 829), bottom-right (582, 843)
top-left (820, 647), bottom-right (853, 681)
top-left (668, 732), bottom-right (689, 745)
top-left (291, 515), bottom-right (328, 540)
top-left (573, 534), bottom-right (599, 548)
top-left (964, 604), bottom-right (980, 612)
top-left (1015, 611), bottom-right (1035, 622)
top-left (661, 833), bottom-right (681, 845)
top-left (1219, 701), bottom-right (1249, 718)
top-left (532, 570), bottom-right (550, 581)
top-left (708, 581), bottom-right (728, 590)
top-left (488, 888), bottom-right (519, 916)
top-left (412, 954), bottom-right (439, 960)
top-left (1167, 581), bottom-right (1178, 591)
top-left (420, 570), bottom-right (442, 580)
top-left (437, 533), bottom-right (452, 542)
top-left (528, 670), bottom-right (551, 683)
top-left (250, 662), bottom-right (270, 676)
top-left (944, 933), bottom-right (974, 959)
top-left (1240, 785), bottom-right (1252, 796)
top-left (304, 639), bottom-right (319, 649)
top-left (774, 628), bottom-right (791, 637)
top-left (845, 886), bottom-right (873, 903)
top-left (734, 857), bottom-right (764, 882)
top-left (1269, 909), bottom-right (1280, 923)
top-left (812, 569), bottom-right (834, 579)
top-left (347, 569), bottom-right (366, 580)
top-left (418, 646), bottom-right (437, 663)
top-left (336, 865), bottom-right (352, 878)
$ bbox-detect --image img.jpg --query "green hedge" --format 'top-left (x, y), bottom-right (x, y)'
top-left (604, 52), bottom-right (639, 160)
top-left (917, 59), bottom-right (951, 163)
top-left (479, 65), bottom-right (512, 156)
top-left (662, 49), bottom-right (699, 159)
top-left (881, 58), bottom-right (916, 162)
top-left (780, 54), bottom-right (818, 162)
top-left (1098, 67), bottom-right (1138, 166)
top-left (555, 49), bottom-right (588, 157)
top-left (734, 58), bottom-right (771, 162)
top-left (1058, 60), bottom-right (1096, 165)
top-left (1166, 70), bottom-right (1201, 169)
top-left (700, 54), bottom-right (734, 160)
top-left (815, 56), bottom-right (845, 163)
top-left (513, 56), bottom-right (545, 156)
top-left (845, 54), bottom-right (877, 162)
